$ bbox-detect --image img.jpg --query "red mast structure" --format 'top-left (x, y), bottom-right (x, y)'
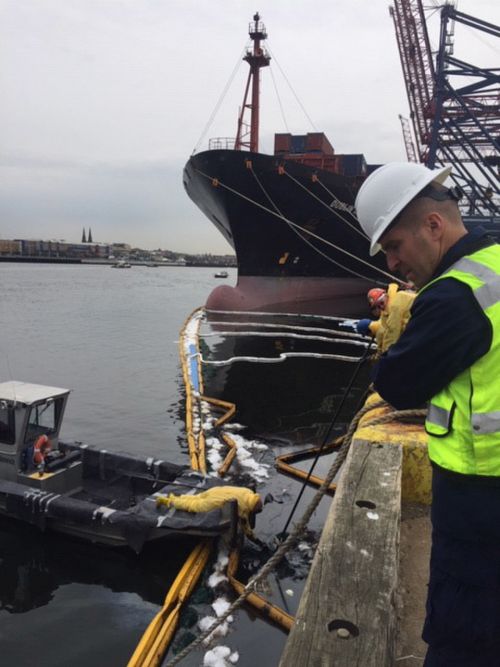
top-left (234, 12), bottom-right (271, 152)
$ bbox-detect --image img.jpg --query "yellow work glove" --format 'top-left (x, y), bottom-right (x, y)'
top-left (156, 494), bottom-right (174, 508)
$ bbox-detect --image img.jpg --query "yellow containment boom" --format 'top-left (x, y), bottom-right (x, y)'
top-left (127, 539), bottom-right (213, 667)
top-left (179, 308), bottom-right (207, 473)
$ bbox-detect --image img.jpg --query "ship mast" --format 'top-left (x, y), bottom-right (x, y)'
top-left (234, 12), bottom-right (271, 152)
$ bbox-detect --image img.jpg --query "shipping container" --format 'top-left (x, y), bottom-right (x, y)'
top-left (342, 154), bottom-right (368, 177)
top-left (305, 133), bottom-right (334, 155)
top-left (302, 157), bottom-right (325, 168)
top-left (290, 135), bottom-right (307, 154)
top-left (274, 133), bottom-right (292, 154)
top-left (283, 154), bottom-right (343, 174)
top-left (322, 156), bottom-right (342, 173)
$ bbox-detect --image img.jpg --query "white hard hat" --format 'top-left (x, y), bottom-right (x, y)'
top-left (355, 162), bottom-right (452, 255)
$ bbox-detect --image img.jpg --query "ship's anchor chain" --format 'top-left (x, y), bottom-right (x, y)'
top-left (165, 400), bottom-right (427, 666)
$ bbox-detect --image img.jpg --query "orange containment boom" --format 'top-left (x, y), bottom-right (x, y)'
top-left (227, 548), bottom-right (294, 632)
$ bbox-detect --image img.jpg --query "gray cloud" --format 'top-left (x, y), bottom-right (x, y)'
top-left (0, 0), bottom-right (496, 252)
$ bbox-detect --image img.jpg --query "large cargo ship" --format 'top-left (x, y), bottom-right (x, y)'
top-left (183, 13), bottom-right (394, 316)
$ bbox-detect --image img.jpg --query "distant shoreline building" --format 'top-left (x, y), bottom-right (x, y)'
top-left (0, 232), bottom-right (236, 266)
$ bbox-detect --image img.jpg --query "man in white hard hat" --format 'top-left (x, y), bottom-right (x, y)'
top-left (355, 162), bottom-right (500, 667)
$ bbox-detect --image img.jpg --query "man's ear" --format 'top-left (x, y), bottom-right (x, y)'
top-left (426, 212), bottom-right (444, 239)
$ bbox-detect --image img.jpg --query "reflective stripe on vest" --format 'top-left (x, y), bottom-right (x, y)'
top-left (427, 403), bottom-right (451, 431)
top-left (451, 257), bottom-right (500, 311)
top-left (472, 411), bottom-right (500, 435)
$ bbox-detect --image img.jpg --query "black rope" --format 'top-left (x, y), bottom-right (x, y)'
top-left (278, 335), bottom-right (375, 538)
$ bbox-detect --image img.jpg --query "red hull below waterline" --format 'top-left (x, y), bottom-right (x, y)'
top-left (205, 275), bottom-right (372, 317)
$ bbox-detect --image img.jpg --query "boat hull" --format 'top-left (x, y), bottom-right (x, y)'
top-left (184, 149), bottom-right (389, 316)
top-left (0, 443), bottom-right (237, 552)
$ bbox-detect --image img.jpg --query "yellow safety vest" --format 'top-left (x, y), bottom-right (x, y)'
top-left (423, 245), bottom-right (500, 475)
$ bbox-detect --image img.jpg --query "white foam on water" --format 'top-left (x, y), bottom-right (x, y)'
top-left (203, 646), bottom-right (239, 666)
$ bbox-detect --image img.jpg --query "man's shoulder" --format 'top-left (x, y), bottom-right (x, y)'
top-left (412, 276), bottom-right (491, 348)
top-left (415, 276), bottom-right (474, 307)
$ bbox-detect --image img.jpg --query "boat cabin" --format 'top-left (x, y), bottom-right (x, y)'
top-left (0, 381), bottom-right (75, 488)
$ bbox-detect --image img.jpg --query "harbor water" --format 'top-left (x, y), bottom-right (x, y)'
top-left (0, 263), bottom-right (370, 666)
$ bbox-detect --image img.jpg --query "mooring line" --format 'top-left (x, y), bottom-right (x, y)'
top-left (249, 164), bottom-right (372, 281)
top-left (281, 167), bottom-right (367, 239)
top-left (194, 166), bottom-right (402, 284)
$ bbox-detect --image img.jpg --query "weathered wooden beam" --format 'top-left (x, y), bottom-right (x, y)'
top-left (279, 439), bottom-right (402, 667)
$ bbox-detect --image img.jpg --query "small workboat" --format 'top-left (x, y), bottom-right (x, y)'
top-left (0, 382), bottom-right (239, 552)
top-left (214, 270), bottom-right (229, 278)
top-left (111, 260), bottom-right (132, 268)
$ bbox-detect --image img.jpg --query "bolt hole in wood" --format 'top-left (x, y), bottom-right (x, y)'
top-left (327, 619), bottom-right (360, 639)
top-left (355, 499), bottom-right (377, 509)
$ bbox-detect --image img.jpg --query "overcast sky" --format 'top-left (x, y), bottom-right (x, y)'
top-left (0, 0), bottom-right (497, 253)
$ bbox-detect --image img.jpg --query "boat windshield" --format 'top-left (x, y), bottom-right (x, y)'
top-left (24, 398), bottom-right (64, 444)
top-left (0, 403), bottom-right (15, 445)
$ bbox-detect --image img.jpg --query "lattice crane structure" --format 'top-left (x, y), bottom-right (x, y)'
top-left (390, 1), bottom-right (499, 217)
top-left (399, 114), bottom-right (418, 162)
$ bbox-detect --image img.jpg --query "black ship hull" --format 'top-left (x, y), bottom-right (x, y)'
top-left (183, 149), bottom-right (390, 316)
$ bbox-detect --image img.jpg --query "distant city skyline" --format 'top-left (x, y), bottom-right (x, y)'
top-left (0, 228), bottom-right (236, 256)
top-left (0, 1), bottom-right (496, 252)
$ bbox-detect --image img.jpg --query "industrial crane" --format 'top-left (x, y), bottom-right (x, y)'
top-left (399, 114), bottom-right (418, 162)
top-left (390, 0), bottom-right (499, 217)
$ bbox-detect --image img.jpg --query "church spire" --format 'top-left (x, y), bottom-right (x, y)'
top-left (88, 227), bottom-right (93, 243)
top-left (81, 227), bottom-right (87, 243)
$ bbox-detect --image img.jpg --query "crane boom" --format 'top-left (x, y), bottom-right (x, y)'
top-left (390, 0), bottom-right (499, 216)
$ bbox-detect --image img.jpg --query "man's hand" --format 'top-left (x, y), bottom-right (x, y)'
top-left (356, 319), bottom-right (373, 336)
